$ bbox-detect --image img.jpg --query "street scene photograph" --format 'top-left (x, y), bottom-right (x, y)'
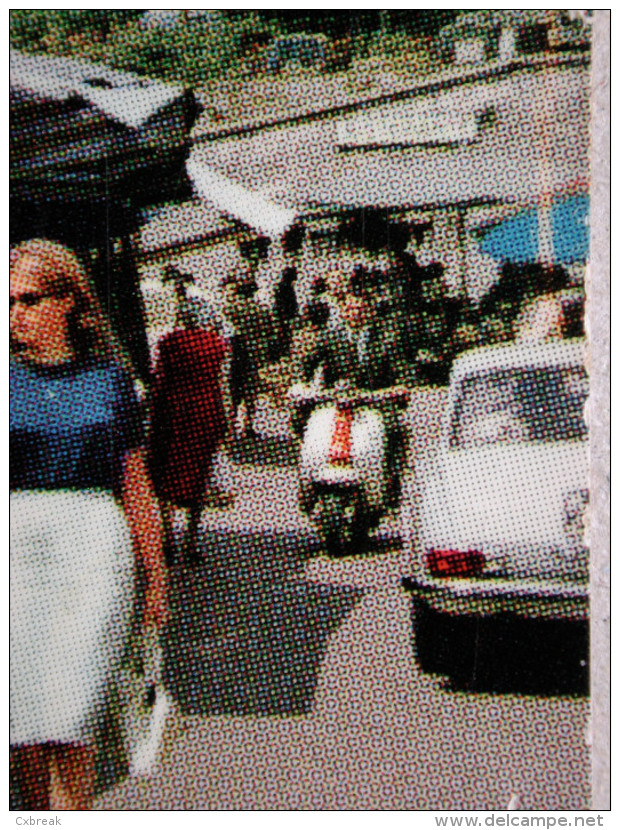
top-left (9, 9), bottom-right (609, 816)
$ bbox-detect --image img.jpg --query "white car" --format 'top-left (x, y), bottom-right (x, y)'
top-left (403, 340), bottom-right (589, 679)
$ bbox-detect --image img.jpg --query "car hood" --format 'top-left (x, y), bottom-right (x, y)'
top-left (420, 442), bottom-right (589, 581)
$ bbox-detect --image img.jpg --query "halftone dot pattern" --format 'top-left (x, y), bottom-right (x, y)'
top-left (147, 327), bottom-right (228, 508)
top-left (10, 10), bottom-right (593, 812)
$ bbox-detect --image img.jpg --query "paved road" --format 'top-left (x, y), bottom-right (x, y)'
top-left (97, 391), bottom-right (590, 811)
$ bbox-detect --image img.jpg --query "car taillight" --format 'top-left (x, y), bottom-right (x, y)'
top-left (425, 548), bottom-right (485, 578)
top-left (329, 405), bottom-right (353, 465)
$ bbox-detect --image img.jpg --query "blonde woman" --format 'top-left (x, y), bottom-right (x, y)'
top-left (10, 239), bottom-right (168, 809)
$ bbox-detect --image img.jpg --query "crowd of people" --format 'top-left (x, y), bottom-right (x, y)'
top-left (12, 230), bottom-right (564, 810)
top-left (145, 243), bottom-right (427, 554)
top-left (289, 267), bottom-right (413, 391)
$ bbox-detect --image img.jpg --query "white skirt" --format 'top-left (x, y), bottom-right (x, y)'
top-left (10, 490), bottom-right (135, 746)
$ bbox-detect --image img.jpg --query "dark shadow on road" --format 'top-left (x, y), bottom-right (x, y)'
top-left (164, 527), bottom-right (365, 716)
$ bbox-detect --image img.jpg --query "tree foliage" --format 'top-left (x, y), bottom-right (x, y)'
top-left (10, 10), bottom-right (588, 87)
top-left (9, 10), bottom-right (459, 85)
top-left (10, 10), bottom-right (284, 84)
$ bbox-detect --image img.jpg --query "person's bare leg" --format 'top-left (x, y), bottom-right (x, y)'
top-left (49, 744), bottom-right (96, 811)
top-left (205, 448), bottom-right (235, 508)
top-left (10, 745), bottom-right (51, 810)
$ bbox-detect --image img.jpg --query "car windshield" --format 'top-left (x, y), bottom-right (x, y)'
top-left (451, 365), bottom-right (588, 448)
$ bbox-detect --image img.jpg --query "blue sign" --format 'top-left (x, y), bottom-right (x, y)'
top-left (478, 195), bottom-right (590, 264)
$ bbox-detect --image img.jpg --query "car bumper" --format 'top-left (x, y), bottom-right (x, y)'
top-left (402, 573), bottom-right (589, 621)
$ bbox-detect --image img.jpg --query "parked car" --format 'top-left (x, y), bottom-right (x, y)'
top-left (402, 339), bottom-right (589, 683)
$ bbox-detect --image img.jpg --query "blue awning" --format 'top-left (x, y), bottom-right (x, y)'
top-left (478, 194), bottom-right (590, 264)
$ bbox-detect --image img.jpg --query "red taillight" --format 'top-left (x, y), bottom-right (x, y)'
top-left (329, 405), bottom-right (353, 465)
top-left (425, 548), bottom-right (485, 578)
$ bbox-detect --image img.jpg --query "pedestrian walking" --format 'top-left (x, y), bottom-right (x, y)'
top-left (10, 239), bottom-right (168, 810)
top-left (224, 278), bottom-right (276, 441)
top-left (273, 266), bottom-right (299, 358)
top-left (147, 271), bottom-right (232, 564)
top-left (290, 299), bottom-right (331, 386)
top-left (323, 268), bottom-right (350, 334)
top-left (288, 300), bottom-right (332, 435)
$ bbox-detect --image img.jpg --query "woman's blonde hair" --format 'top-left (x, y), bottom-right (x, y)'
top-left (10, 238), bottom-right (123, 363)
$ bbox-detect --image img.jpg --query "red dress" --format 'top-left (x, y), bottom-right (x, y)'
top-left (148, 328), bottom-right (228, 508)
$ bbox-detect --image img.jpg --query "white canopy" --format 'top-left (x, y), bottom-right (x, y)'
top-left (187, 57), bottom-right (590, 237)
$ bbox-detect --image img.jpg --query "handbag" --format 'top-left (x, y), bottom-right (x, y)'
top-left (115, 624), bottom-right (172, 779)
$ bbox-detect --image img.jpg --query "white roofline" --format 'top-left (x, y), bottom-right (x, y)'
top-left (186, 155), bottom-right (297, 238)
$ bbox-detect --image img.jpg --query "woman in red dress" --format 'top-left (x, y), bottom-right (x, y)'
top-left (147, 300), bottom-right (231, 563)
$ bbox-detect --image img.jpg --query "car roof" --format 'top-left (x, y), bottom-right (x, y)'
top-left (451, 339), bottom-right (586, 382)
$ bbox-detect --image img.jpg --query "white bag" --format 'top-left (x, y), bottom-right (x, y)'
top-left (116, 625), bottom-right (172, 779)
